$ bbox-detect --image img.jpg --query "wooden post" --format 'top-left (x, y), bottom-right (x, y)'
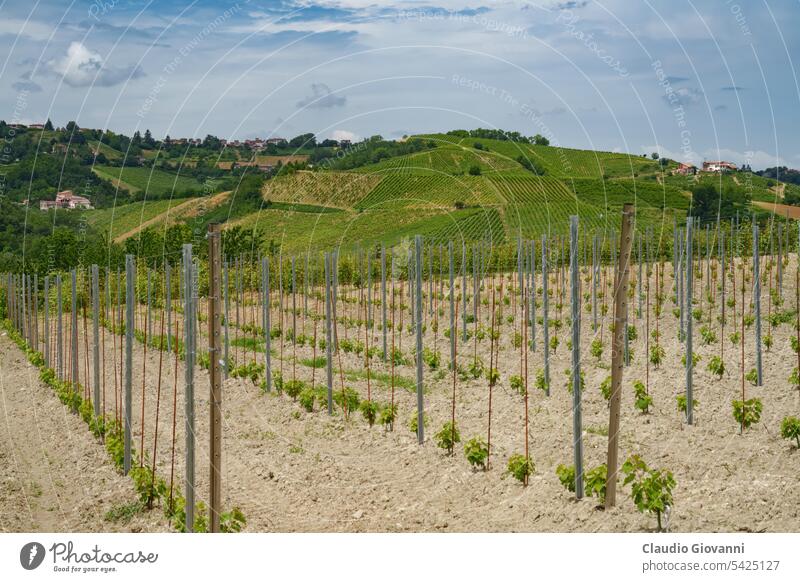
top-left (604, 203), bottom-right (634, 509)
top-left (207, 224), bottom-right (223, 533)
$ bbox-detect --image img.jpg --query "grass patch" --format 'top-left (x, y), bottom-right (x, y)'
top-left (104, 499), bottom-right (146, 524)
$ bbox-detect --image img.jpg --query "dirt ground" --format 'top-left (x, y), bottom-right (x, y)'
top-left (0, 331), bottom-right (169, 533)
top-left (2, 256), bottom-right (800, 533)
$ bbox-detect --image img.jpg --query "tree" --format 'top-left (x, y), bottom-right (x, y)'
top-left (651, 152), bottom-right (659, 160)
top-left (532, 134), bottom-right (550, 146)
top-left (289, 133), bottom-right (316, 148)
top-left (516, 155), bottom-right (545, 175)
top-left (44, 118), bottom-right (54, 131)
top-left (690, 182), bottom-right (750, 221)
top-left (468, 165), bottom-right (481, 176)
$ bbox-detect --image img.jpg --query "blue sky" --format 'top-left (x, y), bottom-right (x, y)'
top-left (1, 0), bottom-right (799, 169)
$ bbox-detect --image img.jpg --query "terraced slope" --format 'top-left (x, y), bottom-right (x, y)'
top-left (419, 134), bottom-right (668, 179)
top-left (262, 171), bottom-right (381, 208)
top-left (355, 174), bottom-right (501, 210)
top-left (354, 145), bottom-right (523, 176)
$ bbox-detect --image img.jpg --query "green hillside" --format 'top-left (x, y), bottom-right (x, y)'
top-left (72, 130), bottom-right (799, 254)
top-left (92, 165), bottom-right (215, 197)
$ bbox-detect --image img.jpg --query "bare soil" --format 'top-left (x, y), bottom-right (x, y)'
top-left (3, 256), bottom-right (800, 532)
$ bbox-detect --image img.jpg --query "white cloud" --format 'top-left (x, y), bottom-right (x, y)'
top-left (47, 42), bottom-right (144, 88)
top-left (0, 18), bottom-right (51, 41)
top-left (331, 129), bottom-right (359, 141)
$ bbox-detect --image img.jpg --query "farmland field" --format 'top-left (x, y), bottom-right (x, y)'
top-left (85, 198), bottom-right (187, 240)
top-left (419, 134), bottom-right (668, 178)
top-left (354, 145), bottom-right (523, 176)
top-left (93, 165), bottom-right (215, 196)
top-left (7, 242), bottom-right (800, 533)
top-left (262, 171), bottom-right (382, 208)
top-left (355, 174), bottom-right (501, 210)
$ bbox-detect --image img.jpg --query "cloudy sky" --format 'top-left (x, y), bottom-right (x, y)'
top-left (1, 0), bottom-right (799, 169)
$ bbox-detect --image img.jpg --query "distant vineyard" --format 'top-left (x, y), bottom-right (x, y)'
top-left (262, 171), bottom-right (382, 208)
top-left (568, 178), bottom-right (690, 211)
top-left (86, 198), bottom-right (187, 240)
top-left (354, 145), bottom-right (522, 176)
top-left (93, 165), bottom-right (211, 196)
top-left (491, 176), bottom-right (607, 235)
top-left (418, 135), bottom-right (666, 179)
top-left (355, 174), bottom-right (502, 210)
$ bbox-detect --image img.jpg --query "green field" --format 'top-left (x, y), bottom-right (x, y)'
top-left (417, 134), bottom-right (668, 179)
top-left (354, 144), bottom-right (523, 177)
top-left (85, 199), bottom-right (188, 240)
top-left (93, 165), bottom-right (214, 196)
top-left (87, 141), bottom-right (124, 161)
top-left (81, 131), bottom-right (798, 249)
top-left (355, 174), bottom-right (501, 210)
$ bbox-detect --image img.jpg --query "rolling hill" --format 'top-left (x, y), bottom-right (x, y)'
top-left (78, 133), bottom-right (795, 252)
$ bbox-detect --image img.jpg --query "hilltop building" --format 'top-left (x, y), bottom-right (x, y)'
top-left (702, 161), bottom-right (737, 173)
top-left (674, 162), bottom-right (697, 175)
top-left (39, 190), bottom-right (93, 211)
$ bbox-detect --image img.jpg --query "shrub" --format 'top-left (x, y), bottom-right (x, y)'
top-left (407, 411), bottom-right (428, 434)
top-left (707, 356), bottom-right (725, 379)
top-left (564, 368), bottom-right (585, 394)
top-left (509, 375), bottom-right (525, 395)
top-left (584, 464), bottom-right (607, 503)
top-left (463, 437), bottom-right (489, 470)
top-left (676, 394), bottom-right (698, 414)
top-left (469, 357), bottom-right (484, 379)
top-left (649, 345), bottom-right (665, 368)
top-left (633, 380), bottom-right (652, 413)
top-left (556, 464), bottom-right (576, 493)
top-left (422, 348), bottom-right (441, 370)
top-left (790, 367), bottom-right (800, 389)
top-left (733, 397), bottom-right (763, 430)
top-left (699, 325), bottom-right (717, 345)
top-left (333, 387), bottom-right (361, 414)
top-left (780, 416), bottom-right (800, 448)
top-left (600, 375), bottom-right (612, 401)
top-left (379, 404), bottom-right (397, 430)
top-left (535, 369), bottom-right (549, 393)
top-left (507, 454), bottom-right (535, 484)
top-left (681, 352), bottom-right (701, 367)
top-left (298, 388), bottom-right (316, 412)
top-left (359, 400), bottom-right (379, 426)
top-left (434, 421), bottom-right (461, 454)
top-left (590, 338), bottom-right (603, 361)
top-left (284, 379), bottom-right (305, 400)
top-left (622, 455), bottom-right (675, 532)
